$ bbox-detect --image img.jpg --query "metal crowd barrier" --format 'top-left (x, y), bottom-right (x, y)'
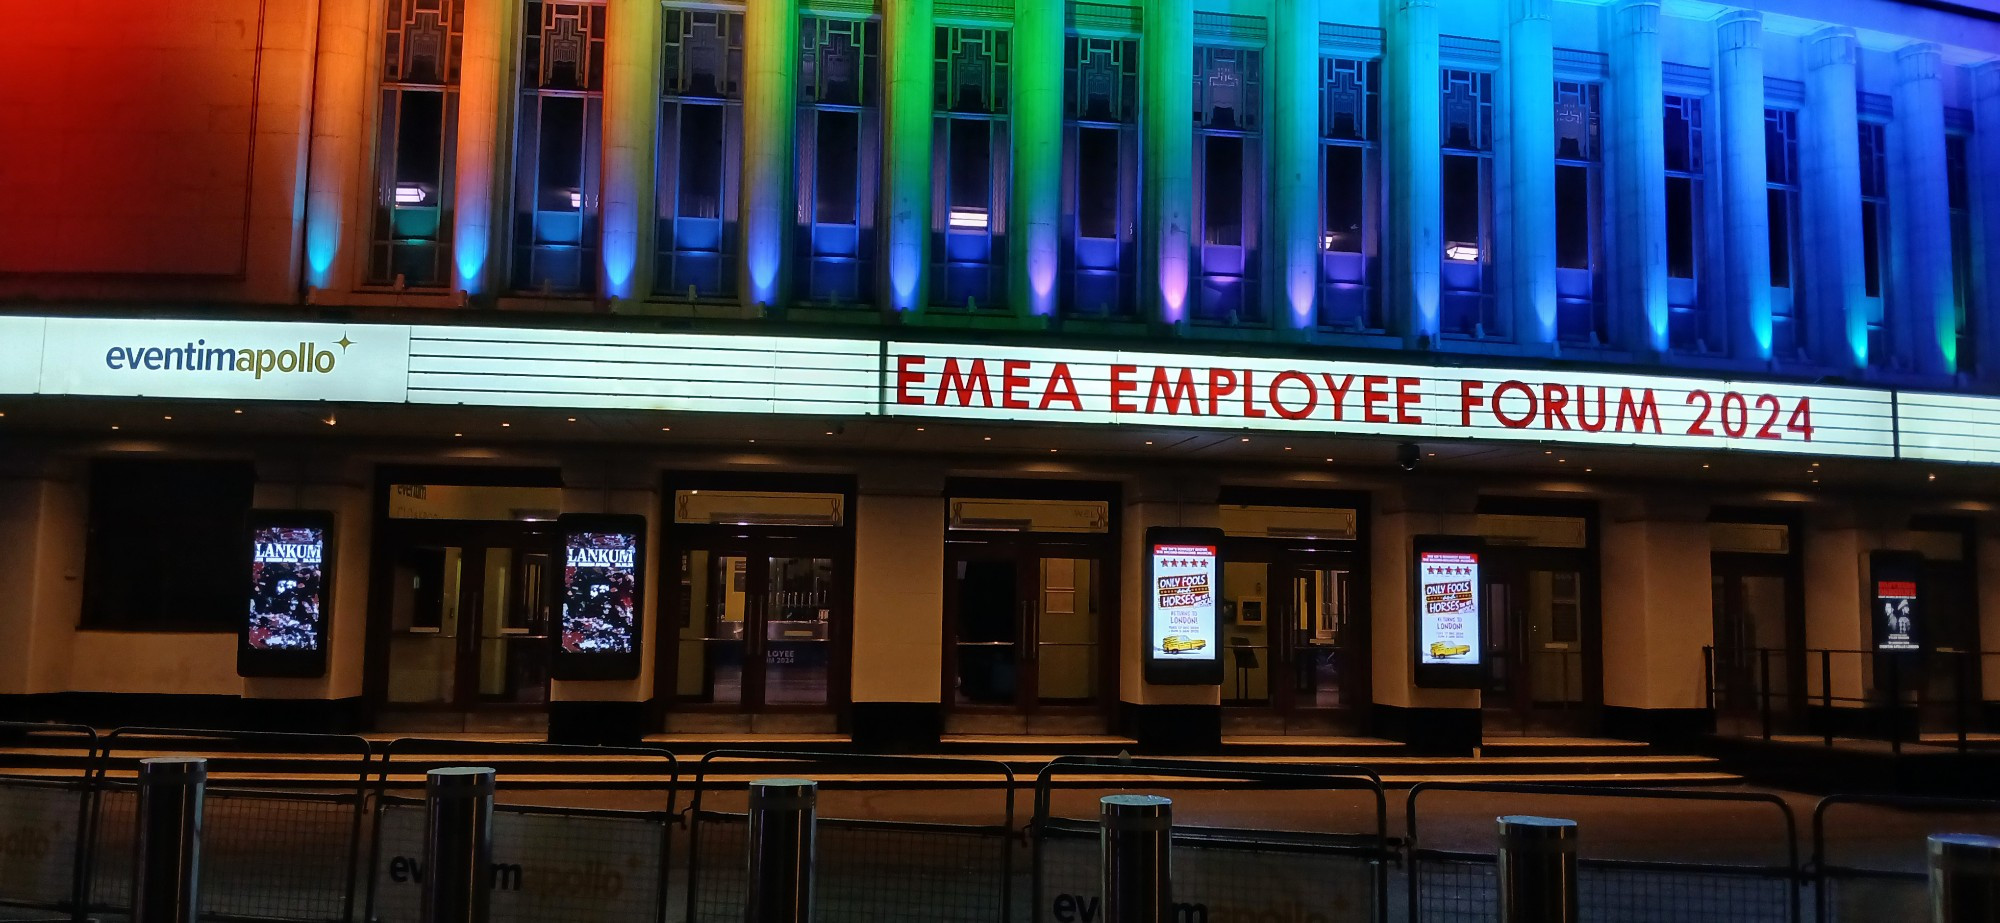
top-left (683, 750), bottom-right (1015, 923)
top-left (1407, 781), bottom-right (1802, 923)
top-left (91, 728), bottom-right (374, 923)
top-left (1030, 755), bottom-right (1395, 923)
top-left (362, 738), bottom-right (678, 923)
top-left (0, 722), bottom-right (98, 923)
top-left (1811, 793), bottom-right (2000, 922)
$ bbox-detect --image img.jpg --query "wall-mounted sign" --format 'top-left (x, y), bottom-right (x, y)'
top-left (1870, 550), bottom-right (1924, 654)
top-left (1413, 536), bottom-right (1484, 689)
top-left (239, 511), bottom-right (332, 678)
top-left (553, 514), bottom-right (646, 680)
top-left (1144, 527), bottom-right (1223, 685)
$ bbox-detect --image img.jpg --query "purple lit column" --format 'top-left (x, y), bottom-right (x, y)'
top-left (1143, 0), bottom-right (1194, 327)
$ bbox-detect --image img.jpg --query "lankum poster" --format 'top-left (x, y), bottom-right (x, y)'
top-left (562, 532), bottom-right (639, 655)
top-left (247, 526), bottom-right (326, 652)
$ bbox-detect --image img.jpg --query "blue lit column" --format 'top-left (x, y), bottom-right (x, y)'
top-left (1715, 10), bottom-right (1771, 363)
top-left (452, 0), bottom-right (508, 296)
top-left (1144, 0), bottom-right (1194, 325)
top-left (1973, 63), bottom-right (2000, 381)
top-left (1383, 0), bottom-right (1441, 345)
top-left (1273, 0), bottom-right (1321, 335)
top-left (601, 0), bottom-right (660, 302)
top-left (883, 0), bottom-right (935, 314)
top-left (303, 0), bottom-right (369, 294)
top-left (1891, 43), bottom-right (1957, 376)
top-left (1603, 0), bottom-right (1667, 356)
top-left (1801, 27), bottom-right (1867, 371)
top-left (1502, 0), bottom-right (1557, 350)
top-left (742, 0), bottom-right (802, 310)
top-left (1011, 0), bottom-right (1062, 319)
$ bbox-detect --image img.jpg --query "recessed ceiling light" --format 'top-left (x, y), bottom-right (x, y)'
top-left (1544, 450), bottom-right (1553, 455)
top-left (1585, 468), bottom-right (1594, 473)
top-left (1239, 437), bottom-right (1249, 443)
top-left (1049, 448), bottom-right (1058, 453)
top-left (1558, 458), bottom-right (1566, 463)
top-left (825, 431), bottom-right (835, 436)
top-left (162, 415), bottom-right (172, 421)
top-left (501, 422), bottom-right (510, 427)
top-left (748, 439), bottom-right (757, 444)
top-left (983, 436), bottom-right (992, 441)
top-left (1145, 440), bottom-right (1154, 445)
top-left (916, 427), bottom-right (926, 432)
top-left (1810, 462), bottom-right (1820, 467)
top-left (1427, 452), bottom-right (1436, 457)
top-left (232, 409), bottom-right (242, 414)
top-left (110, 425), bottom-right (120, 431)
top-left (1702, 464), bottom-right (1711, 469)
top-left (661, 426), bottom-right (672, 432)
top-left (567, 417), bottom-right (577, 423)
top-left (1929, 473), bottom-right (1937, 481)
top-left (453, 432), bottom-right (462, 437)
top-left (1325, 457), bottom-right (1333, 462)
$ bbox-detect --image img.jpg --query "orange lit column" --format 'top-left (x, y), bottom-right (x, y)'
top-left (302, 0), bottom-right (370, 294)
top-left (453, 0), bottom-right (510, 297)
top-left (601, 0), bottom-right (661, 302)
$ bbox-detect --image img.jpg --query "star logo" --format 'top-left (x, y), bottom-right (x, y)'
top-left (336, 334), bottom-right (354, 352)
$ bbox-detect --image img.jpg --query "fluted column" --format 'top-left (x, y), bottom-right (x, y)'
top-left (1503, 0), bottom-right (1557, 349)
top-left (1011, 0), bottom-right (1063, 319)
top-left (453, 0), bottom-right (509, 297)
top-left (1383, 0), bottom-right (1441, 345)
top-left (742, 0), bottom-right (801, 309)
top-left (1715, 10), bottom-right (1771, 362)
top-left (1800, 27), bottom-right (1867, 371)
top-left (602, 0), bottom-right (660, 302)
top-left (1973, 63), bottom-right (2000, 381)
top-left (303, 0), bottom-right (370, 293)
top-left (1144, 0), bottom-right (1194, 325)
top-left (1273, 0), bottom-right (1321, 334)
top-left (1892, 42), bottom-right (1957, 376)
top-left (883, 0), bottom-right (935, 313)
top-left (1604, 0), bottom-right (1667, 356)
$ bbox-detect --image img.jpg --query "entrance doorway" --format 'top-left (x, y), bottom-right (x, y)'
top-left (1476, 509), bottom-right (1600, 736)
top-left (1709, 518), bottom-right (1802, 736)
top-left (1217, 495), bottom-right (1369, 734)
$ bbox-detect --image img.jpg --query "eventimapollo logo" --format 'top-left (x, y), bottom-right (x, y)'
top-left (103, 333), bottom-right (356, 380)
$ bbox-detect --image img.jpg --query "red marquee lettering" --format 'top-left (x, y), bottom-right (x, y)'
top-left (1207, 368), bottom-right (1239, 416)
top-left (896, 355), bottom-right (927, 405)
top-left (1616, 388), bottom-right (1663, 433)
top-left (1147, 367), bottom-right (1202, 415)
top-left (1361, 375), bottom-right (1391, 424)
top-left (1395, 376), bottom-right (1422, 425)
top-left (1575, 385), bottom-right (1609, 432)
top-left (936, 358), bottom-right (994, 407)
top-left (1321, 374), bottom-right (1358, 421)
top-left (1040, 363), bottom-right (1083, 411)
top-left (1241, 369), bottom-right (1268, 418)
top-left (1460, 380), bottom-right (1487, 427)
top-left (1001, 359), bottom-right (1031, 410)
top-left (1492, 380), bottom-right (1538, 429)
top-left (1270, 371), bottom-right (1317, 420)
top-left (1111, 364), bottom-right (1139, 413)
top-left (1542, 383), bottom-right (1572, 430)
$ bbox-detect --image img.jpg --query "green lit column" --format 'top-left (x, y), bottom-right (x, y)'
top-left (1144, 0), bottom-right (1194, 325)
top-left (601, 0), bottom-right (660, 302)
top-left (741, 0), bottom-right (801, 310)
top-left (883, 0), bottom-right (935, 314)
top-left (1011, 0), bottom-right (1064, 320)
top-left (1272, 0), bottom-right (1320, 335)
top-left (1382, 0), bottom-right (1440, 345)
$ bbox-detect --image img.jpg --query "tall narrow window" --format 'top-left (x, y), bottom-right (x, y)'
top-left (655, 10), bottom-right (742, 299)
top-left (1440, 68), bottom-right (1494, 337)
top-left (797, 17), bottom-right (880, 305)
top-left (1554, 79), bottom-right (1603, 345)
top-left (1664, 93), bottom-right (1707, 351)
top-left (1193, 45), bottom-right (1263, 324)
top-left (933, 27), bottom-right (1010, 310)
top-left (1063, 36), bottom-right (1139, 318)
top-left (512, 1), bottom-right (605, 294)
top-left (371, 0), bottom-right (464, 288)
top-left (1948, 132), bottom-right (1974, 372)
top-left (1765, 108), bottom-right (1801, 358)
top-left (1860, 120), bottom-right (1889, 364)
top-left (1319, 56), bottom-right (1379, 331)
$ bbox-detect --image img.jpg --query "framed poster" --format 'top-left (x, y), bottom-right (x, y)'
top-left (1413, 535), bottom-right (1484, 689)
top-left (552, 514), bottom-right (647, 681)
top-left (1870, 550), bottom-right (1923, 654)
top-left (1144, 526), bottom-right (1225, 685)
top-left (238, 510), bottom-right (332, 678)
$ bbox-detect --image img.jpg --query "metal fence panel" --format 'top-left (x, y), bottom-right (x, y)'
top-left (368, 799), bottom-right (666, 923)
top-left (1811, 794), bottom-right (2000, 923)
top-left (688, 812), bottom-right (1006, 923)
top-left (0, 778), bottom-right (87, 921)
top-left (1035, 825), bottom-right (1379, 923)
top-left (1416, 856), bottom-right (1793, 923)
top-left (89, 787), bottom-right (360, 923)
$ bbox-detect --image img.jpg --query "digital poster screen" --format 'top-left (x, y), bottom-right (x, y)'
top-left (1870, 550), bottom-right (1923, 654)
top-left (1144, 527), bottom-right (1225, 685)
top-left (1413, 536), bottom-right (1484, 688)
top-left (239, 511), bottom-right (332, 677)
top-left (553, 514), bottom-right (646, 680)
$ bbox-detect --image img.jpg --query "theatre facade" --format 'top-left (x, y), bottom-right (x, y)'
top-left (2, 0), bottom-right (1999, 749)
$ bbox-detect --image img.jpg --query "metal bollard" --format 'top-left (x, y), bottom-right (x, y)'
top-left (1101, 795), bottom-right (1172, 923)
top-left (133, 757), bottom-right (206, 923)
top-left (1497, 815), bottom-right (1578, 923)
top-left (422, 767), bottom-right (495, 923)
top-left (1930, 833), bottom-right (2000, 922)
top-left (746, 778), bottom-right (817, 923)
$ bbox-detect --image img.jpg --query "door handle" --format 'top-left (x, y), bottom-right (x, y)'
top-left (1020, 600), bottom-right (1036, 659)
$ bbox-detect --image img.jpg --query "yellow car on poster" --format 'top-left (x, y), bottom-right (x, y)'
top-left (1161, 635), bottom-right (1208, 653)
top-left (1429, 641), bottom-right (1472, 658)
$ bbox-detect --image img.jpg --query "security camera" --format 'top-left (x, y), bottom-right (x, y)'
top-left (1397, 443), bottom-right (1421, 473)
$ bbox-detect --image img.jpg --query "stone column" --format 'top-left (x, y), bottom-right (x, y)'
top-left (1803, 507), bottom-right (1868, 714)
top-left (1600, 495), bottom-right (1713, 724)
top-left (1502, 0), bottom-right (1557, 349)
top-left (1272, 0), bottom-right (1321, 335)
top-left (1010, 0), bottom-right (1063, 320)
top-left (1974, 63), bottom-right (2000, 382)
top-left (302, 0), bottom-right (370, 294)
top-left (1716, 11), bottom-right (1772, 363)
top-left (1603, 0), bottom-right (1667, 356)
top-left (883, 0), bottom-right (935, 314)
top-left (1800, 27), bottom-right (1867, 371)
top-left (601, 0), bottom-right (660, 302)
top-left (1371, 482), bottom-right (1481, 753)
top-left (1382, 0), bottom-right (1441, 345)
top-left (1891, 42), bottom-right (1957, 376)
top-left (851, 465), bottom-right (946, 744)
top-left (1121, 474), bottom-right (1222, 748)
top-left (1144, 0), bottom-right (1194, 325)
top-left (741, 0), bottom-right (801, 310)
top-left (453, 0), bottom-right (509, 297)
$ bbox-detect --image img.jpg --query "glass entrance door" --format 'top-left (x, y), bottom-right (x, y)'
top-left (386, 541), bottom-right (555, 710)
top-left (676, 545), bottom-right (838, 710)
top-left (1221, 554), bottom-right (1363, 727)
top-left (1710, 557), bottom-right (1792, 735)
top-left (948, 546), bottom-right (1106, 713)
top-left (1483, 557), bottom-right (1591, 734)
